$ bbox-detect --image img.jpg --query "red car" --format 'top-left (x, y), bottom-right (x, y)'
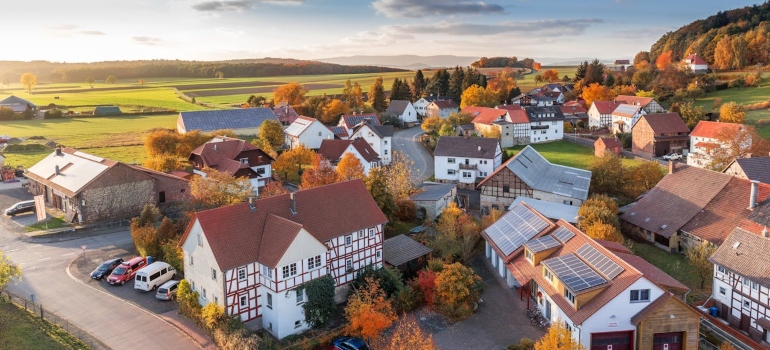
top-left (107, 256), bottom-right (147, 285)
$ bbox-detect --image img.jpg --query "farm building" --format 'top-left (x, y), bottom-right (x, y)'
top-left (594, 137), bottom-right (622, 157)
top-left (177, 108), bottom-right (279, 136)
top-left (410, 183), bottom-right (457, 220)
top-left (93, 106), bottom-right (122, 116)
top-left (0, 95), bottom-right (36, 113)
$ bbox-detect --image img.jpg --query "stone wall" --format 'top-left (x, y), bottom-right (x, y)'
top-left (80, 164), bottom-right (155, 222)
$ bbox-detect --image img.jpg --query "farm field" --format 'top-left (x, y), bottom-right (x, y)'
top-left (694, 81), bottom-right (770, 139)
top-left (504, 140), bottom-right (644, 170)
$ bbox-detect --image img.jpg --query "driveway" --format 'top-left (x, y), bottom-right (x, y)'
top-left (393, 126), bottom-right (433, 184)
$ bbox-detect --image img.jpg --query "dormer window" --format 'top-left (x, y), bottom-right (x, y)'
top-left (564, 288), bottom-right (575, 303)
top-left (240, 158), bottom-right (249, 164)
top-left (544, 268), bottom-right (554, 283)
top-left (525, 249), bottom-right (533, 262)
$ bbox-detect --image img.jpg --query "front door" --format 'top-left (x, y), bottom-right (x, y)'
top-left (653, 332), bottom-right (683, 350)
top-left (545, 299), bottom-right (551, 320)
top-left (740, 314), bottom-right (750, 333)
top-left (721, 303), bottom-right (729, 321)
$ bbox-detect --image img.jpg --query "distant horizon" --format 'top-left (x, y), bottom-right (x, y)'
top-left (1, 0), bottom-right (761, 63)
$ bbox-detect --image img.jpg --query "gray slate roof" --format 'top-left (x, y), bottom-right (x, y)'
top-left (179, 108), bottom-right (278, 133)
top-left (524, 106), bottom-right (565, 121)
top-left (383, 234), bottom-right (432, 266)
top-left (734, 157), bottom-right (770, 184)
top-left (509, 197), bottom-right (579, 223)
top-left (0, 95), bottom-right (36, 107)
top-left (710, 227), bottom-right (770, 287)
top-left (434, 137), bottom-right (499, 159)
top-left (504, 146), bottom-right (591, 201)
top-left (385, 100), bottom-right (411, 115)
top-left (410, 183), bottom-right (456, 201)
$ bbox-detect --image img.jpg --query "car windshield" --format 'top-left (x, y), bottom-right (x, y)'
top-left (158, 288), bottom-right (167, 293)
top-left (112, 267), bottom-right (127, 275)
top-left (97, 262), bottom-right (112, 271)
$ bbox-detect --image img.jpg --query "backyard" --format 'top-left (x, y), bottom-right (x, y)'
top-left (504, 140), bottom-right (643, 170)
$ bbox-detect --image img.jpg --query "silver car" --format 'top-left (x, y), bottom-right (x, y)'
top-left (155, 280), bottom-right (179, 300)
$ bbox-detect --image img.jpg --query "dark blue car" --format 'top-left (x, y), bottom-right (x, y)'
top-left (332, 337), bottom-right (370, 350)
top-left (90, 258), bottom-right (123, 280)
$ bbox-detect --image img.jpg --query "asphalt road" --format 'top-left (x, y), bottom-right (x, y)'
top-left (0, 185), bottom-right (200, 350)
top-left (392, 126), bottom-right (433, 184)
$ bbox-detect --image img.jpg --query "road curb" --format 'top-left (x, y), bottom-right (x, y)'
top-left (65, 254), bottom-right (210, 350)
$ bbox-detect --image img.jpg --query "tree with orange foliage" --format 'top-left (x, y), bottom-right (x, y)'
top-left (533, 62), bottom-right (542, 71)
top-left (301, 155), bottom-right (339, 189)
top-left (434, 262), bottom-right (484, 320)
top-left (416, 269), bottom-right (437, 305)
top-left (581, 83), bottom-right (617, 108)
top-left (535, 320), bottom-right (585, 350)
top-left (655, 50), bottom-right (673, 70)
top-left (345, 277), bottom-right (397, 342)
top-left (259, 181), bottom-right (289, 199)
top-left (336, 152), bottom-right (365, 181)
top-left (321, 98), bottom-right (350, 124)
top-left (382, 315), bottom-right (436, 350)
top-left (272, 144), bottom-right (316, 182)
top-left (273, 82), bottom-right (308, 106)
top-left (189, 167), bottom-right (254, 210)
top-left (542, 69), bottom-right (559, 83)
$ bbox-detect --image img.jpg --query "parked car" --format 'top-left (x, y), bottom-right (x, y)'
top-left (662, 152), bottom-right (682, 160)
top-left (135, 261), bottom-right (176, 291)
top-left (156, 280), bottom-right (180, 300)
top-left (90, 258), bottom-right (124, 280)
top-left (107, 256), bottom-right (147, 285)
top-left (5, 200), bottom-right (35, 216)
top-left (333, 337), bottom-right (371, 350)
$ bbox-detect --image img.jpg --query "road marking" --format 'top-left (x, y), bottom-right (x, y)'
top-left (5, 248), bottom-right (20, 252)
top-left (38, 257), bottom-right (52, 261)
top-left (62, 252), bottom-right (75, 256)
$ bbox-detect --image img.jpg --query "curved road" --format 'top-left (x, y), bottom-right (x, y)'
top-left (393, 127), bottom-right (433, 184)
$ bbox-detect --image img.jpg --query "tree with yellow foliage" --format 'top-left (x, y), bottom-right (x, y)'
top-left (273, 144), bottom-right (316, 182)
top-left (581, 83), bottom-right (616, 108)
top-left (336, 152), bottom-right (365, 181)
top-left (20, 73), bottom-right (37, 92)
top-left (535, 320), bottom-right (585, 350)
top-left (542, 69), bottom-right (560, 83)
top-left (382, 315), bottom-right (436, 350)
top-left (434, 262), bottom-right (484, 320)
top-left (719, 102), bottom-right (746, 124)
top-left (345, 277), bottom-right (397, 342)
top-left (189, 167), bottom-right (254, 210)
top-left (301, 155), bottom-right (338, 189)
top-left (273, 82), bottom-right (308, 106)
top-left (321, 98), bottom-right (350, 124)
top-left (460, 84), bottom-right (498, 109)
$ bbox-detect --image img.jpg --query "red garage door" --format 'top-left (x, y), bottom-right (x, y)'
top-left (653, 332), bottom-right (683, 350)
top-left (591, 331), bottom-right (633, 350)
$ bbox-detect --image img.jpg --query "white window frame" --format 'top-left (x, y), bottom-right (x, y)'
top-left (743, 299), bottom-right (751, 310)
top-left (447, 158), bottom-right (456, 164)
top-left (544, 268), bottom-right (554, 283)
top-left (294, 320), bottom-right (302, 329)
top-left (267, 293), bottom-right (273, 309)
top-left (447, 169), bottom-right (456, 175)
top-left (262, 265), bottom-right (273, 280)
top-left (211, 268), bottom-right (217, 281)
top-left (564, 288), bottom-right (575, 303)
top-left (240, 294), bottom-right (248, 307)
top-left (307, 255), bottom-right (321, 270)
top-left (717, 265), bottom-right (725, 273)
top-left (358, 230), bottom-right (364, 239)
top-left (197, 233), bottom-right (202, 246)
top-left (630, 289), bottom-right (650, 303)
top-left (296, 290), bottom-right (305, 304)
top-left (202, 288), bottom-right (207, 300)
top-left (525, 249), bottom-right (533, 262)
top-left (238, 268), bottom-right (246, 281)
top-left (346, 259), bottom-right (353, 271)
top-left (345, 235), bottom-right (352, 246)
top-left (719, 287), bottom-right (726, 295)
top-left (189, 255), bottom-right (194, 266)
top-left (282, 263), bottom-right (297, 279)
top-left (369, 228), bottom-right (375, 237)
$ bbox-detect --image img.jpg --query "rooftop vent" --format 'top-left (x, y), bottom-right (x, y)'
top-left (732, 241), bottom-right (741, 250)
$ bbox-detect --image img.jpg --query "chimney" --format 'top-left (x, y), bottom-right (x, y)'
top-left (290, 192), bottom-right (297, 214)
top-left (745, 153), bottom-right (752, 159)
top-left (764, 227), bottom-right (769, 238)
top-left (750, 180), bottom-right (759, 209)
top-left (55, 148), bottom-right (62, 156)
top-left (213, 144), bottom-right (217, 151)
top-left (668, 160), bottom-right (675, 175)
top-left (55, 165), bottom-right (60, 175)
top-left (247, 195), bottom-right (256, 210)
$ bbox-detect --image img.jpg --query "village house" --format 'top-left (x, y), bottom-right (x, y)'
top-left (687, 120), bottom-right (747, 169)
top-left (594, 137), bottom-right (623, 157)
top-left (465, 106), bottom-right (520, 147)
top-left (425, 99), bottom-right (459, 119)
top-left (524, 106), bottom-right (565, 143)
top-left (284, 116), bottom-right (334, 150)
top-left (337, 113), bottom-right (380, 137)
top-left (620, 163), bottom-right (770, 252)
top-left (609, 59), bottom-right (631, 72)
top-left (482, 202), bottom-right (699, 350)
top-left (413, 95), bottom-right (439, 117)
top-left (610, 104), bottom-right (645, 134)
top-left (683, 53), bottom-right (709, 72)
top-left (478, 145), bottom-right (591, 212)
top-left (273, 102), bottom-right (300, 127)
top-left (349, 123), bottom-right (393, 165)
top-left (587, 100), bottom-right (621, 129)
top-left (179, 180), bottom-right (387, 339)
top-left (433, 137), bottom-right (502, 190)
top-left (327, 126), bottom-right (349, 140)
top-left (25, 148), bottom-right (189, 223)
top-left (188, 136), bottom-right (274, 194)
top-left (177, 108), bottom-right (279, 136)
top-left (614, 95), bottom-right (666, 114)
top-left (318, 138), bottom-right (381, 174)
top-left (409, 183), bottom-right (457, 221)
top-left (508, 197), bottom-right (579, 224)
top-left (384, 100), bottom-right (417, 124)
top-left (722, 155), bottom-right (770, 184)
top-left (560, 105), bottom-right (588, 126)
top-left (631, 113), bottom-right (690, 158)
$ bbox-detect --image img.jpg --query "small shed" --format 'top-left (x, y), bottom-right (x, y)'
top-left (595, 137), bottom-right (622, 157)
top-left (93, 106), bottom-right (122, 116)
top-left (383, 234), bottom-right (432, 275)
top-left (410, 183), bottom-right (457, 220)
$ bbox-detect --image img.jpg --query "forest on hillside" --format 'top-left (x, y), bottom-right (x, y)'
top-left (650, 2), bottom-right (770, 68)
top-left (470, 56), bottom-right (537, 69)
top-left (0, 58), bottom-right (404, 83)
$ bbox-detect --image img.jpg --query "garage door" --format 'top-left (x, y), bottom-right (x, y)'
top-left (590, 331), bottom-right (633, 350)
top-left (653, 332), bottom-right (683, 350)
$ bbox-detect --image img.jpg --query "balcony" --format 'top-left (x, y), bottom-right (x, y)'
top-left (459, 163), bottom-right (477, 170)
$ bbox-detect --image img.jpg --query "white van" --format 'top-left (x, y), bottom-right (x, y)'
top-left (134, 262), bottom-right (175, 291)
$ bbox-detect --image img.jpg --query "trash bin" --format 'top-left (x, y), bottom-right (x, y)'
top-left (147, 256), bottom-right (155, 265)
top-left (710, 306), bottom-right (718, 317)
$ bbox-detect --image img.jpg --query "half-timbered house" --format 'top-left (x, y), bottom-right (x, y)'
top-left (179, 180), bottom-right (387, 339)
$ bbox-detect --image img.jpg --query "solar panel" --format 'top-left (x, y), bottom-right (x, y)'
top-left (484, 204), bottom-right (551, 256)
top-left (524, 235), bottom-right (561, 253)
top-left (576, 244), bottom-right (625, 280)
top-left (552, 226), bottom-right (575, 243)
top-left (543, 254), bottom-right (607, 292)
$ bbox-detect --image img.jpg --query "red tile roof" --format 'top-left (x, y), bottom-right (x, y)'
top-left (591, 100), bottom-right (621, 115)
top-left (690, 121), bottom-right (743, 139)
top-left (614, 252), bottom-right (688, 292)
top-left (684, 53), bottom-right (708, 65)
top-left (615, 95), bottom-right (654, 108)
top-left (597, 137), bottom-right (622, 148)
top-left (594, 239), bottom-right (630, 254)
top-left (637, 113), bottom-right (689, 134)
top-left (180, 180), bottom-right (387, 271)
top-left (561, 105), bottom-right (587, 114)
top-left (189, 136), bottom-right (271, 168)
top-left (319, 138), bottom-right (380, 163)
top-left (508, 109), bottom-right (530, 124)
top-left (463, 106), bottom-right (508, 125)
top-left (496, 104), bottom-right (522, 111)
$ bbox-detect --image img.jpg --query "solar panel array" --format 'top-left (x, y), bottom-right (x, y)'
top-left (485, 204), bottom-right (550, 256)
top-left (551, 226), bottom-right (575, 243)
top-left (543, 254), bottom-right (607, 292)
top-left (524, 235), bottom-right (561, 253)
top-left (576, 244), bottom-right (625, 280)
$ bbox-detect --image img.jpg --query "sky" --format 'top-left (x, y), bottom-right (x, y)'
top-left (2, 0), bottom-right (762, 63)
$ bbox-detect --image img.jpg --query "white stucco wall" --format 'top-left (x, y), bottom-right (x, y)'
top-left (181, 220), bottom-right (225, 308)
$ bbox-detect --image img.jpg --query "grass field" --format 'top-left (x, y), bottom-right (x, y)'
top-left (694, 74), bottom-right (770, 139)
top-left (629, 242), bottom-right (709, 300)
top-left (0, 301), bottom-right (88, 350)
top-left (504, 140), bottom-right (642, 170)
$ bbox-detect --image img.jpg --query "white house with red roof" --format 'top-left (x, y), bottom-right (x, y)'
top-left (337, 113), bottom-right (380, 136)
top-left (385, 100), bottom-right (417, 124)
top-left (588, 100), bottom-right (621, 129)
top-left (483, 202), bottom-right (699, 350)
top-left (284, 116), bottom-right (334, 150)
top-left (614, 95), bottom-right (666, 114)
top-left (426, 99), bottom-right (459, 119)
top-left (434, 136), bottom-right (502, 189)
top-left (188, 136), bottom-right (274, 193)
top-left (610, 104), bottom-right (646, 134)
top-left (687, 121), bottom-right (747, 168)
top-left (349, 123), bottom-right (394, 165)
top-left (179, 180), bottom-right (388, 339)
top-left (683, 53), bottom-right (709, 72)
top-left (465, 106), bottom-right (530, 147)
top-left (319, 138), bottom-right (382, 174)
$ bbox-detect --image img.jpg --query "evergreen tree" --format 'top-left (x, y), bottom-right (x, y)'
top-left (370, 76), bottom-right (387, 112)
top-left (412, 70), bottom-right (426, 98)
top-left (390, 78), bottom-right (404, 101)
top-left (573, 61), bottom-right (587, 83)
top-left (398, 80), bottom-right (412, 101)
top-left (604, 73), bottom-right (615, 87)
top-left (448, 66), bottom-right (465, 103)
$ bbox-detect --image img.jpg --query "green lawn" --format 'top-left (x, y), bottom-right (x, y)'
top-left (693, 75), bottom-right (770, 139)
top-left (0, 301), bottom-right (88, 350)
top-left (504, 140), bottom-right (642, 170)
top-left (26, 216), bottom-right (70, 232)
top-left (629, 242), bottom-right (709, 301)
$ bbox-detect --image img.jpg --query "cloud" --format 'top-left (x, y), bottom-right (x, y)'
top-left (372, 0), bottom-right (505, 18)
top-left (133, 36), bottom-right (163, 46)
top-left (215, 27), bottom-right (246, 36)
top-left (392, 18), bottom-right (603, 36)
top-left (79, 30), bottom-right (106, 35)
top-left (51, 24), bottom-right (79, 31)
top-left (192, 0), bottom-right (304, 12)
top-left (49, 24), bottom-right (106, 37)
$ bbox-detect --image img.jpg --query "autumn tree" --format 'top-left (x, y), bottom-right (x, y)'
top-left (85, 76), bottom-right (94, 88)
top-left (686, 242), bottom-right (716, 289)
top-left (370, 76), bottom-right (387, 112)
top-left (0, 250), bottom-right (22, 289)
top-left (251, 137), bottom-right (278, 159)
top-left (655, 50), bottom-right (673, 70)
top-left (542, 69), bottom-right (559, 83)
top-left (365, 166), bottom-right (397, 219)
top-left (585, 222), bottom-right (623, 243)
top-left (105, 75), bottom-right (118, 84)
top-left (259, 181), bottom-right (289, 199)
top-left (382, 315), bottom-right (436, 350)
top-left (675, 102), bottom-right (708, 129)
top-left (138, 79), bottom-right (146, 87)
top-left (588, 153), bottom-right (626, 195)
top-left (321, 98), bottom-right (350, 124)
top-left (633, 51), bottom-right (650, 68)
top-left (144, 153), bottom-right (182, 172)
top-left (247, 95), bottom-right (267, 107)
top-left (384, 151), bottom-right (416, 201)
top-left (533, 62), bottom-right (541, 71)
top-left (623, 161), bottom-right (665, 198)
top-left (345, 277), bottom-right (397, 342)
top-left (130, 204), bottom-right (163, 258)
top-left (144, 128), bottom-right (182, 158)
top-left (429, 203), bottom-right (481, 264)
top-left (20, 73), bottom-right (37, 92)
top-left (460, 84), bottom-right (498, 109)
top-left (581, 83), bottom-right (616, 108)
top-left (719, 102), bottom-right (746, 124)
top-left (301, 155), bottom-right (339, 189)
top-left (189, 168), bottom-right (254, 210)
top-left (274, 82), bottom-right (308, 106)
top-left (447, 112), bottom-right (474, 127)
top-left (272, 144), bottom-right (316, 182)
top-left (439, 123), bottom-right (455, 136)
top-left (421, 116), bottom-right (447, 134)
top-left (707, 125), bottom-right (760, 170)
top-left (535, 320), bottom-right (585, 350)
top-left (337, 152), bottom-right (365, 181)
top-left (258, 119), bottom-right (284, 148)
top-left (434, 262), bottom-right (484, 319)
